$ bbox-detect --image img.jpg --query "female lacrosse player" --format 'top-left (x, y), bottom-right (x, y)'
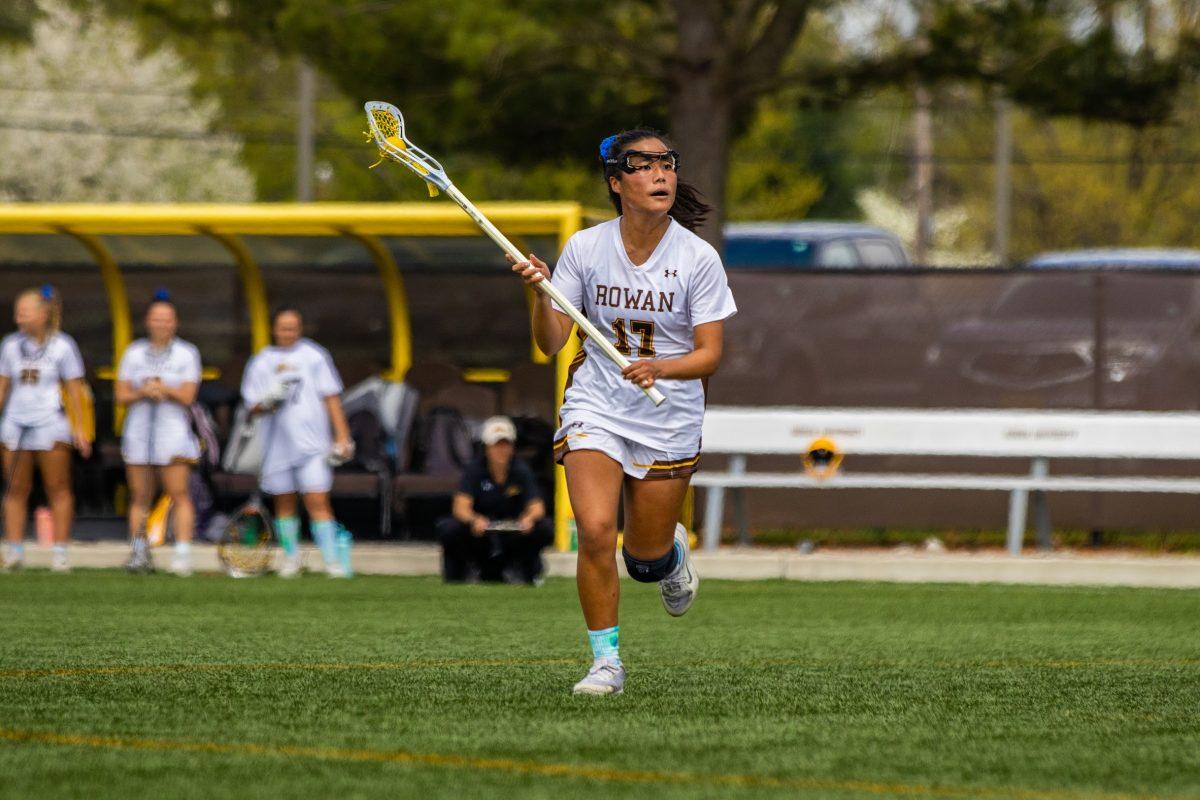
top-left (510, 130), bottom-right (736, 695)
top-left (240, 307), bottom-right (353, 577)
top-left (0, 286), bottom-right (92, 572)
top-left (115, 292), bottom-right (202, 576)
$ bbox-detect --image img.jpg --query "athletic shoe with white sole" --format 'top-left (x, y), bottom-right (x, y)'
top-left (170, 553), bottom-right (193, 577)
top-left (50, 549), bottom-right (70, 573)
top-left (278, 556), bottom-right (301, 579)
top-left (2, 554), bottom-right (22, 573)
top-left (659, 523), bottom-right (698, 617)
top-left (125, 542), bottom-right (154, 574)
top-left (572, 659), bottom-right (625, 696)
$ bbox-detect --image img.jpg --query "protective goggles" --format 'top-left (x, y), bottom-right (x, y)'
top-left (606, 149), bottom-right (681, 174)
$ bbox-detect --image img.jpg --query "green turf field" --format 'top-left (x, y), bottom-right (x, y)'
top-left (1, 571), bottom-right (1198, 799)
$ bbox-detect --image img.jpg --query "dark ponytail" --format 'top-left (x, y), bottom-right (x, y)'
top-left (599, 128), bottom-right (711, 232)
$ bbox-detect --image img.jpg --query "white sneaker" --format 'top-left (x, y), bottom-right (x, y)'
top-left (124, 543), bottom-right (154, 574)
top-left (572, 659), bottom-right (625, 696)
top-left (278, 556), bottom-right (301, 579)
top-left (659, 523), bottom-right (698, 617)
top-left (170, 553), bottom-right (193, 577)
top-left (2, 552), bottom-right (22, 573)
top-left (326, 563), bottom-right (349, 579)
top-left (50, 549), bottom-right (70, 573)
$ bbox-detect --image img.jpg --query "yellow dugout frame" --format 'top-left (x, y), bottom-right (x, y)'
top-left (0, 202), bottom-right (595, 549)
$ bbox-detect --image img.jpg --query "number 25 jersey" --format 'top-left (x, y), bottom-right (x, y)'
top-left (551, 217), bottom-right (737, 452)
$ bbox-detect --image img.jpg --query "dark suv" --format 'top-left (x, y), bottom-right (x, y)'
top-left (724, 222), bottom-right (911, 269)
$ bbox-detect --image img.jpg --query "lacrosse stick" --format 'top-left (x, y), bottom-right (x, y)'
top-left (217, 415), bottom-right (277, 578)
top-left (364, 101), bottom-right (667, 407)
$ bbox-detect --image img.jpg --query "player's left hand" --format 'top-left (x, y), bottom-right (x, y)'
top-left (518, 516), bottom-right (534, 534)
top-left (329, 438), bottom-right (355, 466)
top-left (622, 360), bottom-right (664, 389)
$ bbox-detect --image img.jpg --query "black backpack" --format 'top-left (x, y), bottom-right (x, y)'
top-left (411, 406), bottom-right (474, 475)
top-left (346, 409), bottom-right (388, 473)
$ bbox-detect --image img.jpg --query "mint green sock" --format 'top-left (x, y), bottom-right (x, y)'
top-left (276, 516), bottom-right (300, 557)
top-left (311, 519), bottom-right (337, 565)
top-left (587, 626), bottom-right (620, 665)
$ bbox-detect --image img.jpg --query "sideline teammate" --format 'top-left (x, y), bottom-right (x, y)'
top-left (115, 292), bottom-right (202, 576)
top-left (0, 286), bottom-right (92, 572)
top-left (240, 307), bottom-right (353, 577)
top-left (510, 129), bottom-right (736, 695)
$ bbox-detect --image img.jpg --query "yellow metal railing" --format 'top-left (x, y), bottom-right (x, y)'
top-left (2, 203), bottom-right (588, 548)
top-left (340, 230), bottom-right (412, 381)
top-left (202, 229), bottom-right (270, 354)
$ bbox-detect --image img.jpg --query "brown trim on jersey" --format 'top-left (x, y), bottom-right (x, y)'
top-left (556, 343), bottom-right (589, 429)
top-left (552, 435), bottom-right (570, 465)
top-left (638, 452), bottom-right (701, 481)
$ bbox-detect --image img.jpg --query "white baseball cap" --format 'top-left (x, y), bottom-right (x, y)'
top-left (481, 416), bottom-right (517, 446)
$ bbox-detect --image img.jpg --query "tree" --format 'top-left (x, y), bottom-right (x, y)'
top-left (0, 0), bottom-right (38, 45)
top-left (107, 0), bottom-right (1200, 246)
top-left (0, 1), bottom-right (255, 202)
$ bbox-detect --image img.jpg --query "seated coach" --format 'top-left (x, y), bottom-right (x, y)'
top-left (437, 416), bottom-right (553, 584)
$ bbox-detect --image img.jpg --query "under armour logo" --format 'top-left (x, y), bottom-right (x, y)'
top-left (664, 269), bottom-right (678, 278)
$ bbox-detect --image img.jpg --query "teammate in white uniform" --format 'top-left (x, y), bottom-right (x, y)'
top-left (511, 129), bottom-right (736, 695)
top-left (115, 293), bottom-right (202, 576)
top-left (240, 308), bottom-right (353, 577)
top-left (0, 287), bottom-right (93, 572)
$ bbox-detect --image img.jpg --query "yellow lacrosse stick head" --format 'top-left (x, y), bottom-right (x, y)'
top-left (365, 102), bottom-right (446, 198)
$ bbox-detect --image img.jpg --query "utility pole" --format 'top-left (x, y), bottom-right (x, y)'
top-left (913, 84), bottom-right (934, 265)
top-left (993, 96), bottom-right (1012, 266)
top-left (912, 5), bottom-right (934, 265)
top-left (296, 60), bottom-right (315, 202)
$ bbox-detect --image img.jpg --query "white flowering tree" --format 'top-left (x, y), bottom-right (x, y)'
top-left (856, 188), bottom-right (993, 268)
top-left (0, 1), bottom-right (254, 202)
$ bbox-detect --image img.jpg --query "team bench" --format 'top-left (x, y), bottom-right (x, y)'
top-left (692, 407), bottom-right (1200, 554)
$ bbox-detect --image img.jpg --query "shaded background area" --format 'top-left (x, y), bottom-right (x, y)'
top-left (7, 248), bottom-right (1200, 535)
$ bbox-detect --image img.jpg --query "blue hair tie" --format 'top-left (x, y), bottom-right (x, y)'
top-left (153, 288), bottom-right (171, 302)
top-left (599, 134), bottom-right (619, 161)
top-left (40, 284), bottom-right (53, 300)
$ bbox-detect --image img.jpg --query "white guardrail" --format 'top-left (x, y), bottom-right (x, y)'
top-left (693, 407), bottom-right (1200, 555)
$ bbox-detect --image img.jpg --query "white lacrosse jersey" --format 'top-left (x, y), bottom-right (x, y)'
top-left (0, 332), bottom-right (85, 427)
top-left (241, 338), bottom-right (343, 471)
top-left (551, 217), bottom-right (737, 452)
top-left (118, 338), bottom-right (202, 461)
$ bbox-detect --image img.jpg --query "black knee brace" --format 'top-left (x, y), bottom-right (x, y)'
top-left (622, 544), bottom-right (680, 583)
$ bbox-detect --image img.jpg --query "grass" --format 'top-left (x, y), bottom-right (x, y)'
top-left (1, 571), bottom-right (1199, 799)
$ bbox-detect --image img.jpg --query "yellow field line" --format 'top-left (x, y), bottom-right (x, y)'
top-left (5, 656), bottom-right (1199, 681)
top-left (0, 658), bottom-right (574, 680)
top-left (0, 726), bottom-right (1169, 800)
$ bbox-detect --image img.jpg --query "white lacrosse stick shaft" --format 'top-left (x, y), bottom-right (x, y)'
top-left (365, 102), bottom-right (666, 407)
top-left (443, 184), bottom-right (666, 406)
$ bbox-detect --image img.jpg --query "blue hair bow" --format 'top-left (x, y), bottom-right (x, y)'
top-left (153, 288), bottom-right (171, 302)
top-left (40, 284), bottom-right (54, 300)
top-left (599, 134), bottom-right (619, 161)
